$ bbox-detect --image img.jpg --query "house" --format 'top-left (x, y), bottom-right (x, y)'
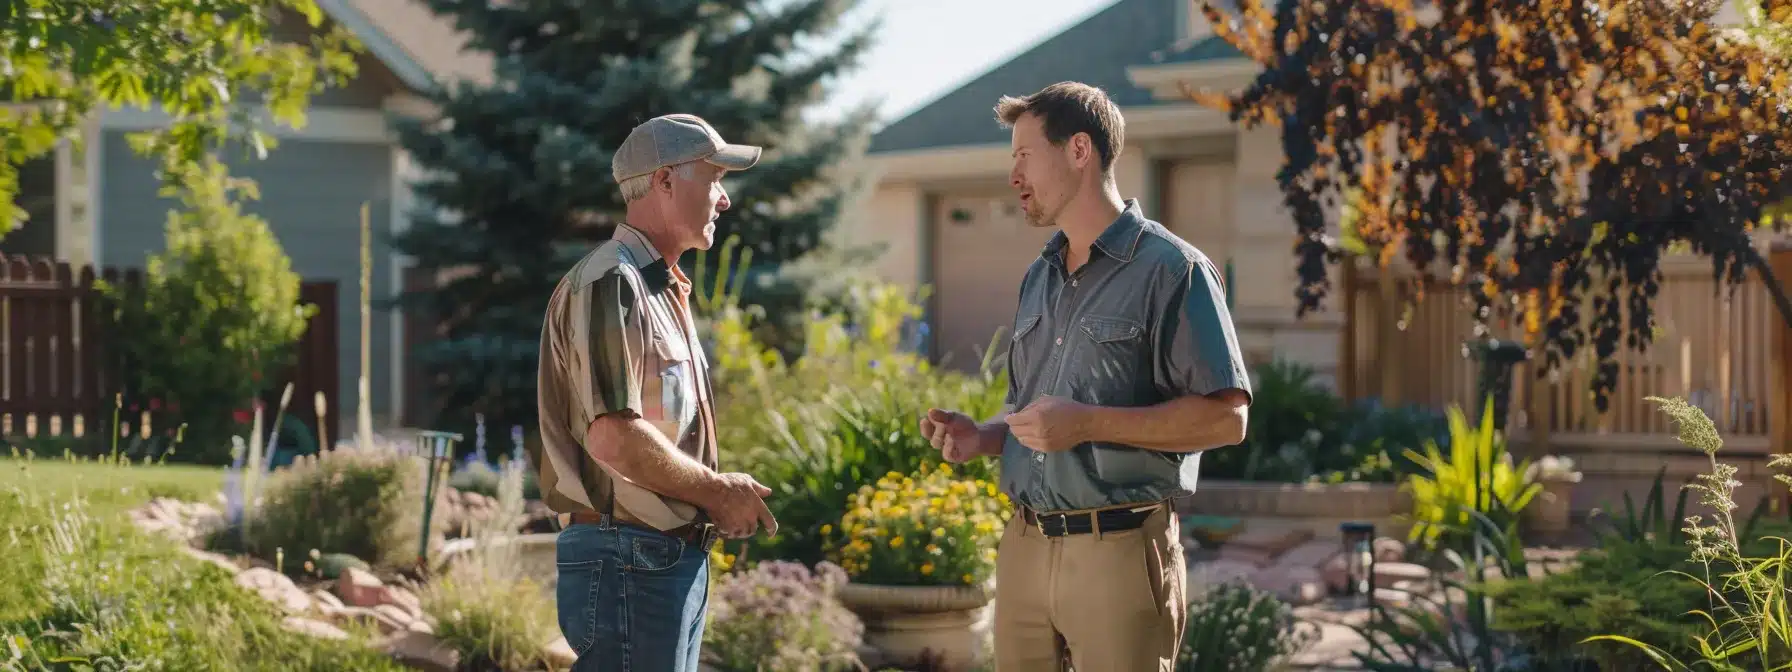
top-left (838, 0), bottom-right (1782, 513)
top-left (4, 0), bottom-right (494, 429)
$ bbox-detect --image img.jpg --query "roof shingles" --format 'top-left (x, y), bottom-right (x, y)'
top-left (869, 0), bottom-right (1237, 154)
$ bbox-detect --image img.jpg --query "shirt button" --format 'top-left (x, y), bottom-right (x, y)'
top-left (1055, 337), bottom-right (1063, 346)
top-left (1072, 279), bottom-right (1079, 287)
top-left (1034, 453), bottom-right (1044, 463)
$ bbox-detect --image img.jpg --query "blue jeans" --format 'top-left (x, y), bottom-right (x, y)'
top-left (555, 516), bottom-right (712, 672)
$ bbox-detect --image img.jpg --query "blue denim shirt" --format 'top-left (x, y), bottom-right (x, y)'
top-left (999, 199), bottom-right (1252, 513)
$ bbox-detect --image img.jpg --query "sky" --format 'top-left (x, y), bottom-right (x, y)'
top-left (807, 0), bottom-right (1120, 127)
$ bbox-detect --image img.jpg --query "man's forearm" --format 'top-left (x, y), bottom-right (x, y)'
top-left (974, 408), bottom-right (1011, 457)
top-left (587, 416), bottom-right (725, 508)
top-left (1083, 391), bottom-right (1248, 454)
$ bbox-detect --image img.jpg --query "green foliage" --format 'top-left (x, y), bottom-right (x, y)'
top-left (391, 0), bottom-right (878, 430)
top-left (420, 459), bottom-right (560, 671)
top-left (1203, 359), bottom-right (1448, 483)
top-left (708, 277), bottom-right (1007, 567)
top-left (1402, 398), bottom-right (1541, 551)
top-left (1177, 580), bottom-right (1316, 671)
top-left (97, 159), bottom-right (315, 464)
top-left (0, 0), bottom-right (359, 237)
top-left (1588, 397), bottom-right (1792, 670)
top-left (0, 456), bottom-right (401, 670)
top-left (217, 442), bottom-right (445, 572)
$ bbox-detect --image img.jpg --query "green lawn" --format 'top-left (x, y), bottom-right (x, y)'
top-left (0, 455), bottom-right (405, 670)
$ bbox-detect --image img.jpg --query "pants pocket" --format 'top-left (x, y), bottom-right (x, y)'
top-left (556, 558), bottom-right (604, 657)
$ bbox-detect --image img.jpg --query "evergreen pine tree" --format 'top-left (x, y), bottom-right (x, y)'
top-left (392, 0), bottom-right (877, 432)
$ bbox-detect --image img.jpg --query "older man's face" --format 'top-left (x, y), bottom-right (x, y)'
top-left (671, 161), bottom-right (731, 250)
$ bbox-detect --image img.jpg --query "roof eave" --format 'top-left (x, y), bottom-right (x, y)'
top-left (1125, 58), bottom-right (1261, 101)
top-left (315, 0), bottom-right (439, 95)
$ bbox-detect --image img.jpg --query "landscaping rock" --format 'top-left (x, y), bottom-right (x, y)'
top-left (382, 631), bottom-right (461, 672)
top-left (310, 588), bottom-right (345, 612)
top-left (1374, 537), bottom-right (1407, 562)
top-left (1373, 562), bottom-right (1432, 584)
top-left (282, 616), bottom-right (350, 641)
top-left (177, 545), bottom-right (241, 575)
top-left (1276, 539), bottom-right (1341, 569)
top-left (407, 619), bottom-right (436, 635)
top-left (373, 604), bottom-right (416, 628)
top-left (336, 567), bottom-right (387, 607)
top-left (335, 606), bottom-right (410, 636)
top-left (236, 567), bottom-right (312, 614)
top-left (1225, 526), bottom-right (1315, 556)
top-left (382, 585), bottom-right (424, 621)
top-left (544, 636), bottom-right (577, 667)
top-left (1320, 553), bottom-right (1350, 592)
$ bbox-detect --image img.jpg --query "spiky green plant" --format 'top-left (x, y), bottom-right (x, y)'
top-left (1402, 397), bottom-right (1542, 551)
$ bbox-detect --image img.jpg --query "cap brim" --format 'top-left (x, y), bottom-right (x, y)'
top-left (706, 144), bottom-right (762, 171)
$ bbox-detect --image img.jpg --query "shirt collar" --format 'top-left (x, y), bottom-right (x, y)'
top-left (1041, 198), bottom-right (1149, 267)
top-left (613, 223), bottom-right (687, 296)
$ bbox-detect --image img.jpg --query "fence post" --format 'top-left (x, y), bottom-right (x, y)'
top-left (1770, 241), bottom-right (1792, 517)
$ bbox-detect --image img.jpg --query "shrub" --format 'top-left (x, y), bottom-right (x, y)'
top-left (217, 440), bottom-right (446, 571)
top-left (97, 158), bottom-right (314, 464)
top-left (710, 278), bottom-right (1008, 566)
top-left (1202, 359), bottom-right (1448, 483)
top-left (826, 463), bottom-right (1009, 587)
top-left (703, 560), bottom-right (864, 672)
top-left (420, 459), bottom-right (559, 670)
top-left (1178, 580), bottom-right (1316, 671)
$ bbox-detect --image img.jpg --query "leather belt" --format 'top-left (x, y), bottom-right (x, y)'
top-left (567, 511), bottom-right (720, 552)
top-left (1021, 502), bottom-right (1164, 537)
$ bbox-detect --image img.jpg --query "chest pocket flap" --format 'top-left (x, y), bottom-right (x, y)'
top-left (1080, 315), bottom-right (1144, 344)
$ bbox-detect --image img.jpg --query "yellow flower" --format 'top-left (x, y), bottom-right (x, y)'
top-left (890, 536), bottom-right (904, 548)
top-left (920, 562), bottom-right (935, 575)
top-left (821, 524), bottom-right (833, 536)
top-left (931, 527), bottom-right (946, 538)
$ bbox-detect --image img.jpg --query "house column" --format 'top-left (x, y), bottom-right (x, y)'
top-left (1228, 127), bottom-right (1345, 387)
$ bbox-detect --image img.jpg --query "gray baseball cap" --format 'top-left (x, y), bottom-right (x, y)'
top-left (611, 114), bottom-right (763, 183)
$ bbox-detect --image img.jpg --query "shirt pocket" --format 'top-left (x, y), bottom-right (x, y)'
top-left (650, 333), bottom-right (698, 442)
top-left (1076, 315), bottom-right (1148, 390)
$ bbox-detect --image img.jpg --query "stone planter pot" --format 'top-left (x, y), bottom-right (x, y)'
top-left (1178, 480), bottom-right (1413, 539)
top-left (1523, 480), bottom-right (1573, 537)
top-left (835, 582), bottom-right (993, 671)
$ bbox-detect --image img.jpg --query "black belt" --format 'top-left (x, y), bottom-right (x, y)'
top-left (567, 511), bottom-right (720, 552)
top-left (1021, 503), bottom-right (1163, 537)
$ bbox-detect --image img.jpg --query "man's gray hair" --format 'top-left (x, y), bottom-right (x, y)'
top-left (620, 161), bottom-right (701, 203)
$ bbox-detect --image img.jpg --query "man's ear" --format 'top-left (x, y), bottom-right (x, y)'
top-left (1070, 132), bottom-right (1094, 169)
top-left (653, 166), bottom-right (676, 194)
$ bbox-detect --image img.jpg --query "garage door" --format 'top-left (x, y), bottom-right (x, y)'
top-left (929, 188), bottom-right (1059, 374)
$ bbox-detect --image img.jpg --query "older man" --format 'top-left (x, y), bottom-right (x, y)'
top-left (922, 82), bottom-right (1254, 670)
top-left (533, 113), bottom-right (779, 672)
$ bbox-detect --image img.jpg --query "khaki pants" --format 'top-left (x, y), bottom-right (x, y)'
top-left (993, 504), bottom-right (1186, 671)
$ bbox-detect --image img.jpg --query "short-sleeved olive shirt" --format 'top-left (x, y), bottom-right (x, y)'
top-left (1000, 199), bottom-right (1253, 513)
top-left (534, 224), bottom-right (718, 530)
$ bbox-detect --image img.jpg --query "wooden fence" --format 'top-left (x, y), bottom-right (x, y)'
top-left (1340, 245), bottom-right (1790, 458)
top-left (0, 255), bottom-right (340, 447)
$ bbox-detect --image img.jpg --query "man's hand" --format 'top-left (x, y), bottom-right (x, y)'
top-left (1006, 395), bottom-right (1092, 453)
top-left (704, 472), bottom-right (779, 540)
top-left (921, 408), bottom-right (985, 463)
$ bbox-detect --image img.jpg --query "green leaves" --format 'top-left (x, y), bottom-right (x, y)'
top-left (0, 0), bottom-right (360, 238)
